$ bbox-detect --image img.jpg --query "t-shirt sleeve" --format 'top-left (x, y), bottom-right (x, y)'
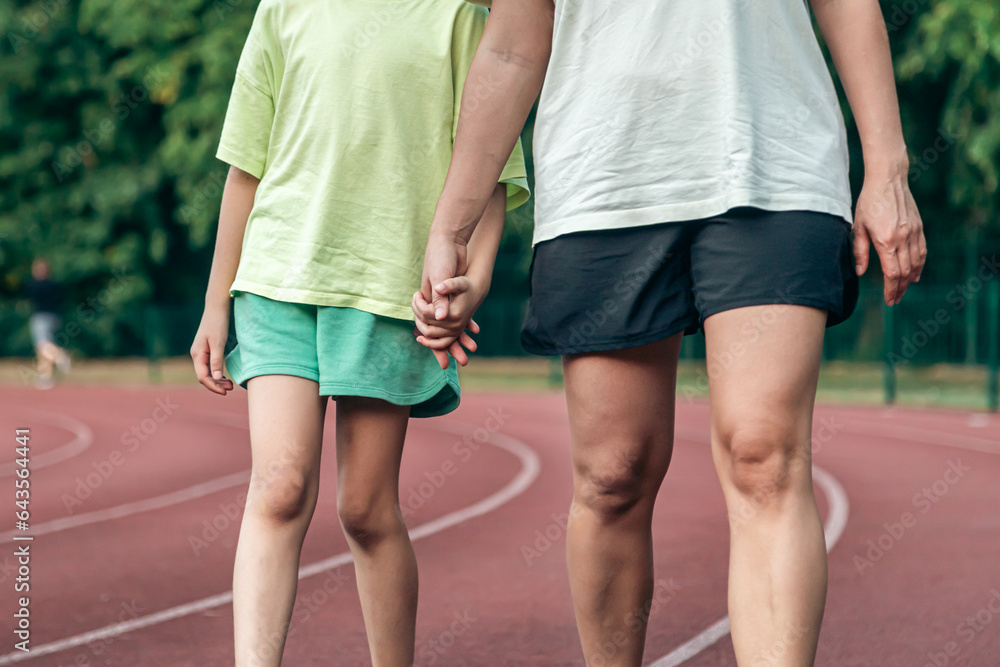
top-left (451, 5), bottom-right (531, 212)
top-left (216, 9), bottom-right (277, 179)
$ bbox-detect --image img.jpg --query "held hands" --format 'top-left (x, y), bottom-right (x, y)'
top-left (190, 303), bottom-right (235, 395)
top-left (853, 164), bottom-right (927, 306)
top-left (413, 232), bottom-right (485, 370)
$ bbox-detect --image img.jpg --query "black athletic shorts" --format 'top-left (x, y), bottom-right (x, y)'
top-left (520, 207), bottom-right (858, 356)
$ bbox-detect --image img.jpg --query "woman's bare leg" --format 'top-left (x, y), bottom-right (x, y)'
top-left (704, 305), bottom-right (828, 666)
top-left (563, 336), bottom-right (682, 666)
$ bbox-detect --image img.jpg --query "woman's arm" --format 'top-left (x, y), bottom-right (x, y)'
top-left (190, 165), bottom-right (260, 394)
top-left (811, 0), bottom-right (927, 306)
top-left (414, 183), bottom-right (507, 368)
top-left (422, 0), bottom-right (554, 319)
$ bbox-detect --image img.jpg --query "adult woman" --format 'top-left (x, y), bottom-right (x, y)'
top-left (416, 1), bottom-right (925, 664)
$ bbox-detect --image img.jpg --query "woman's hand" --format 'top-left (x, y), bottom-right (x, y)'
top-left (190, 302), bottom-right (235, 395)
top-left (853, 163), bottom-right (927, 306)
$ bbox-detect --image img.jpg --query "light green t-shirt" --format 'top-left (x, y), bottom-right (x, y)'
top-left (217, 0), bottom-right (529, 320)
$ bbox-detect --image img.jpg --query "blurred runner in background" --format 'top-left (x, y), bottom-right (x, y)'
top-left (25, 258), bottom-right (71, 389)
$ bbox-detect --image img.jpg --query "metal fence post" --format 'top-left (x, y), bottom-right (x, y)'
top-left (964, 230), bottom-right (980, 364)
top-left (988, 280), bottom-right (999, 413)
top-left (145, 306), bottom-right (162, 383)
top-left (883, 299), bottom-right (896, 405)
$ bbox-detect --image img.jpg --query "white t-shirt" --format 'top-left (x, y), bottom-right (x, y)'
top-left (531, 0), bottom-right (853, 245)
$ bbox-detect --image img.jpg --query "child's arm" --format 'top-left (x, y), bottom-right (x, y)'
top-left (413, 183), bottom-right (506, 369)
top-left (190, 166), bottom-right (260, 394)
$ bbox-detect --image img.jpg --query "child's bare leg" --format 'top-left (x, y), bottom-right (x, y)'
top-left (234, 375), bottom-right (327, 667)
top-left (335, 397), bottom-right (416, 667)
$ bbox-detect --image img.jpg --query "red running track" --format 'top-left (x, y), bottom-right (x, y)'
top-left (0, 386), bottom-right (998, 666)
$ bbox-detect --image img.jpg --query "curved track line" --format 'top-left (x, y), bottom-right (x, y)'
top-left (647, 463), bottom-right (849, 667)
top-left (0, 420), bottom-right (541, 665)
top-left (840, 421), bottom-right (1000, 455)
top-left (0, 410), bottom-right (93, 476)
top-left (6, 416), bottom-right (988, 546)
top-left (0, 471), bottom-right (250, 544)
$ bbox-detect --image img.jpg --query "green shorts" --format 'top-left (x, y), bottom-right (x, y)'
top-left (225, 291), bottom-right (460, 418)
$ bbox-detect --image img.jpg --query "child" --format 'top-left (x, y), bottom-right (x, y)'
top-left (190, 0), bottom-right (528, 664)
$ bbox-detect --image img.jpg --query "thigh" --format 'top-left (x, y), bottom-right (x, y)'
top-left (703, 304), bottom-right (826, 465)
top-left (563, 336), bottom-right (682, 488)
top-left (334, 397), bottom-right (410, 501)
top-left (246, 375), bottom-right (328, 485)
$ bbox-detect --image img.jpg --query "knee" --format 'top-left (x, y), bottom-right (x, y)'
top-left (337, 491), bottom-right (400, 548)
top-left (573, 450), bottom-right (652, 520)
top-left (721, 425), bottom-right (803, 500)
top-left (247, 466), bottom-right (312, 524)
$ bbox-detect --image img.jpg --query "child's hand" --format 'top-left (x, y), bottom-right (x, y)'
top-left (190, 303), bottom-right (235, 395)
top-left (411, 277), bottom-right (486, 369)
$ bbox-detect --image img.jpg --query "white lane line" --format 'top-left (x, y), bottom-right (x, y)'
top-left (812, 466), bottom-right (850, 552)
top-left (839, 421), bottom-right (1000, 455)
top-left (1, 411), bottom-right (93, 476)
top-left (647, 463), bottom-right (850, 667)
top-left (0, 420), bottom-right (541, 665)
top-left (0, 471), bottom-right (250, 544)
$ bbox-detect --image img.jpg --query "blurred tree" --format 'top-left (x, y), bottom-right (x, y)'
top-left (0, 0), bottom-right (256, 355)
top-left (895, 0), bottom-right (1000, 237)
top-left (0, 0), bottom-right (995, 357)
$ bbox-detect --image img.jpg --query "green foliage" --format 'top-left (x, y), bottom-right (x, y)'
top-left (0, 0), bottom-right (254, 355)
top-left (895, 0), bottom-right (1000, 229)
top-left (0, 0), bottom-right (996, 358)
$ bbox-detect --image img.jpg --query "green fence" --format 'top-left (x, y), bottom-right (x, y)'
top-left (145, 274), bottom-right (1000, 411)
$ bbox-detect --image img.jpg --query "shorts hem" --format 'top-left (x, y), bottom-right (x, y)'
top-left (321, 377), bottom-right (461, 418)
top-left (230, 363), bottom-right (320, 388)
top-left (698, 297), bottom-right (838, 325)
top-left (522, 318), bottom-right (700, 357)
